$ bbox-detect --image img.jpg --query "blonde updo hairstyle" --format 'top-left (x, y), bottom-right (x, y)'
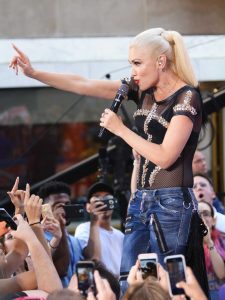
top-left (130, 28), bottom-right (198, 87)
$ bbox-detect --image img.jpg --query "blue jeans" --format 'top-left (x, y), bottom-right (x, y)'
top-left (120, 187), bottom-right (197, 274)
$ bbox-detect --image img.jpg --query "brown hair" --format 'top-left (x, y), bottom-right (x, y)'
top-left (122, 277), bottom-right (170, 300)
top-left (47, 289), bottom-right (85, 300)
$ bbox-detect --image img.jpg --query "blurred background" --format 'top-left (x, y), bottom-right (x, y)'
top-left (0, 0), bottom-right (225, 222)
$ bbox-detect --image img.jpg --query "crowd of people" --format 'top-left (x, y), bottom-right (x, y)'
top-left (0, 26), bottom-right (224, 300)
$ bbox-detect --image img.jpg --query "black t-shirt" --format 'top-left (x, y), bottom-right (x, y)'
top-left (129, 85), bottom-right (202, 189)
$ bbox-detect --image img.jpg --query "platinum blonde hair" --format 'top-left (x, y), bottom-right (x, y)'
top-left (130, 28), bottom-right (198, 87)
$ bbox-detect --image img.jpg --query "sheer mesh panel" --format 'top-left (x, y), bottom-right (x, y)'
top-left (131, 85), bottom-right (202, 189)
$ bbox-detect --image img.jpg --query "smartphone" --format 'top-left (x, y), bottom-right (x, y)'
top-left (64, 204), bottom-right (85, 220)
top-left (138, 253), bottom-right (158, 279)
top-left (98, 195), bottom-right (116, 211)
top-left (76, 260), bottom-right (95, 296)
top-left (164, 254), bottom-right (187, 297)
top-left (41, 203), bottom-right (54, 219)
top-left (119, 272), bottom-right (129, 282)
top-left (0, 208), bottom-right (17, 230)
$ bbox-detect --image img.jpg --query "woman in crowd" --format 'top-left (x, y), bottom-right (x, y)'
top-left (198, 200), bottom-right (225, 300)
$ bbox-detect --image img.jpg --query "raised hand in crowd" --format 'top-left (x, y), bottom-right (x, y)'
top-left (7, 177), bottom-right (25, 215)
top-left (11, 214), bottom-right (62, 293)
top-left (127, 260), bottom-right (143, 286)
top-left (23, 183), bottom-right (42, 225)
top-left (174, 266), bottom-right (207, 300)
top-left (87, 270), bottom-right (116, 300)
top-left (89, 196), bottom-right (107, 222)
top-left (23, 183), bottom-right (50, 257)
top-left (42, 215), bottom-right (62, 251)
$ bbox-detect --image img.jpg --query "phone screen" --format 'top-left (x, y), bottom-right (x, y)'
top-left (76, 263), bottom-right (95, 296)
top-left (140, 258), bottom-right (157, 279)
top-left (166, 256), bottom-right (186, 296)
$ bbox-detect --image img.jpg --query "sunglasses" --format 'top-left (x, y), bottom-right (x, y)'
top-left (198, 210), bottom-right (212, 218)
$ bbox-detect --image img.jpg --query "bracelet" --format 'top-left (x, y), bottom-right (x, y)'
top-left (208, 242), bottom-right (215, 251)
top-left (29, 221), bottom-right (41, 226)
top-left (49, 241), bottom-right (58, 249)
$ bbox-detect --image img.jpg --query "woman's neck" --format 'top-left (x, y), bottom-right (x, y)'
top-left (154, 72), bottom-right (185, 101)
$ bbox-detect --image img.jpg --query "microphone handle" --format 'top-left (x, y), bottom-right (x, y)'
top-left (98, 94), bottom-right (123, 140)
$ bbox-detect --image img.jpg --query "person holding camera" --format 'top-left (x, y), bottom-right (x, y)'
top-left (75, 182), bottom-right (124, 277)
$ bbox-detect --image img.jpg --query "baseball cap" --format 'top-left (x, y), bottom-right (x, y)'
top-left (87, 182), bottom-right (114, 202)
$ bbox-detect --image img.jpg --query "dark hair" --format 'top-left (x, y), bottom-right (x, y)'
top-left (38, 181), bottom-right (71, 200)
top-left (93, 260), bottom-right (120, 300)
top-left (198, 200), bottom-right (215, 218)
top-left (193, 172), bottom-right (214, 187)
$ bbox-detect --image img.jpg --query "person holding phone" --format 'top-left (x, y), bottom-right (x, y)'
top-left (10, 28), bottom-right (205, 290)
top-left (38, 181), bottom-right (83, 288)
top-left (198, 200), bottom-right (225, 300)
top-left (75, 181), bottom-right (124, 278)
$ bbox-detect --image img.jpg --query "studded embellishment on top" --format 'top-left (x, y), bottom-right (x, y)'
top-left (149, 166), bottom-right (162, 187)
top-left (140, 134), bottom-right (152, 187)
top-left (173, 90), bottom-right (197, 115)
top-left (133, 109), bottom-right (150, 118)
top-left (144, 103), bottom-right (158, 133)
top-left (156, 116), bottom-right (169, 128)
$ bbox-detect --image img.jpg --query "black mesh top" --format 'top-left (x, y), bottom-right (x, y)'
top-left (128, 85), bottom-right (202, 189)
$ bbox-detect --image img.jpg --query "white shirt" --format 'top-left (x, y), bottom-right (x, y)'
top-left (75, 221), bottom-right (124, 277)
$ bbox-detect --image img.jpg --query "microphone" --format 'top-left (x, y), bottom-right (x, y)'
top-left (98, 79), bottom-right (130, 140)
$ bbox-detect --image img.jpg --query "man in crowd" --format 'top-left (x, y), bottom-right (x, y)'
top-left (192, 150), bottom-right (208, 175)
top-left (75, 181), bottom-right (124, 277)
top-left (38, 181), bottom-right (83, 287)
top-left (192, 150), bottom-right (225, 214)
top-left (193, 173), bottom-right (225, 233)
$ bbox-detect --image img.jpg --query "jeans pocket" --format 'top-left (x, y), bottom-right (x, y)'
top-left (158, 193), bottom-right (183, 214)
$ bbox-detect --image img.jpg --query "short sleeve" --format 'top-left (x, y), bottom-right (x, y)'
top-left (173, 88), bottom-right (201, 123)
top-left (74, 222), bottom-right (90, 250)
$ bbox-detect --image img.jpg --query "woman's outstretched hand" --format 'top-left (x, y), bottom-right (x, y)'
top-left (9, 44), bottom-right (35, 77)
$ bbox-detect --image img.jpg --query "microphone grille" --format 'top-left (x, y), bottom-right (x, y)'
top-left (119, 78), bottom-right (130, 97)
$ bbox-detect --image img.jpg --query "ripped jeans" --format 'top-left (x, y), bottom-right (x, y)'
top-left (120, 187), bottom-right (197, 275)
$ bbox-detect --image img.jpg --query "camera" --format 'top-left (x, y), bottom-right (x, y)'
top-left (64, 204), bottom-right (85, 220)
top-left (98, 195), bottom-right (117, 211)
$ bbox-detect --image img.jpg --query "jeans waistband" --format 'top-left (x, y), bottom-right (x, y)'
top-left (136, 187), bottom-right (191, 197)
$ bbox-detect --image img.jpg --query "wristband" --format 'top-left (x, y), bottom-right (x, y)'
top-left (29, 221), bottom-right (41, 226)
top-left (49, 241), bottom-right (58, 249)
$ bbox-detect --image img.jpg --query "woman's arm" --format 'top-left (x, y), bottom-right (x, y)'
top-left (130, 149), bottom-right (140, 194)
top-left (203, 226), bottom-right (225, 279)
top-left (101, 111), bottom-right (193, 169)
top-left (10, 44), bottom-right (120, 99)
top-left (11, 215), bottom-right (62, 293)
